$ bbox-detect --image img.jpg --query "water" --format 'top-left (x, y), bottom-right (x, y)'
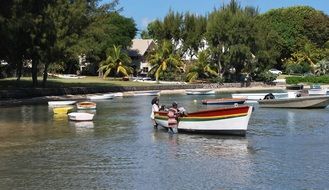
top-left (0, 94), bottom-right (329, 189)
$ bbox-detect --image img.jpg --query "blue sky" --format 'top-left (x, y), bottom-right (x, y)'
top-left (103, 0), bottom-right (329, 33)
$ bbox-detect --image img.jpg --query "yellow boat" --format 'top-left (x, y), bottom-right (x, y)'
top-left (53, 106), bottom-right (73, 114)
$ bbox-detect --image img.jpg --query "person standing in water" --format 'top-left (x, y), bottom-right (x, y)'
top-left (167, 102), bottom-right (179, 134)
top-left (150, 97), bottom-right (160, 128)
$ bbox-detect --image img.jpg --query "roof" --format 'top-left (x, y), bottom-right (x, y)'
top-left (128, 39), bottom-right (155, 57)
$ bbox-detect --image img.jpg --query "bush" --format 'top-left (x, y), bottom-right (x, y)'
top-left (257, 71), bottom-right (277, 83)
top-left (286, 75), bottom-right (329, 84)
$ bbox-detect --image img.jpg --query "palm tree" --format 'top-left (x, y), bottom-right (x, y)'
top-left (148, 40), bottom-right (184, 82)
top-left (314, 59), bottom-right (329, 76)
top-left (186, 50), bottom-right (218, 82)
top-left (98, 45), bottom-right (132, 78)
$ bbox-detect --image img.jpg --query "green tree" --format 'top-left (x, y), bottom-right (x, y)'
top-left (315, 59), bottom-right (329, 76)
top-left (148, 40), bottom-right (184, 82)
top-left (98, 45), bottom-right (132, 78)
top-left (186, 50), bottom-right (218, 82)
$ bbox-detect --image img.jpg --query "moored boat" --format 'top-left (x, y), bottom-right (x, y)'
top-left (133, 90), bottom-right (160, 96)
top-left (258, 95), bottom-right (329, 109)
top-left (202, 98), bottom-right (246, 105)
top-left (53, 106), bottom-right (73, 114)
top-left (68, 112), bottom-right (94, 121)
top-left (231, 92), bottom-right (290, 100)
top-left (48, 101), bottom-right (76, 107)
top-left (185, 89), bottom-right (215, 95)
top-left (88, 94), bottom-right (114, 100)
top-left (154, 106), bottom-right (253, 136)
top-left (76, 101), bottom-right (97, 110)
top-left (308, 84), bottom-right (329, 96)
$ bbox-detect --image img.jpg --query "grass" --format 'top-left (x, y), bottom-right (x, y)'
top-left (0, 76), bottom-right (157, 89)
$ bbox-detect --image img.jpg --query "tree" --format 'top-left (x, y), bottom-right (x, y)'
top-left (186, 50), bottom-right (218, 82)
top-left (98, 45), bottom-right (132, 78)
top-left (314, 59), bottom-right (329, 75)
top-left (148, 40), bottom-right (184, 82)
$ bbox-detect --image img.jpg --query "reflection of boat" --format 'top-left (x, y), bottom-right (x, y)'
top-left (133, 90), bottom-right (160, 96)
top-left (231, 92), bottom-right (290, 100)
top-left (308, 84), bottom-right (329, 96)
top-left (70, 121), bottom-right (94, 128)
top-left (53, 106), bottom-right (73, 114)
top-left (202, 98), bottom-right (246, 105)
top-left (258, 95), bottom-right (329, 108)
top-left (154, 106), bottom-right (253, 136)
top-left (68, 112), bottom-right (94, 121)
top-left (88, 94), bottom-right (114, 100)
top-left (48, 101), bottom-right (76, 107)
top-left (185, 89), bottom-right (215, 95)
top-left (77, 101), bottom-right (96, 110)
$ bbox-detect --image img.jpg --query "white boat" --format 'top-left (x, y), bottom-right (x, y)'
top-left (185, 89), bottom-right (215, 95)
top-left (258, 95), bottom-right (329, 108)
top-left (68, 112), bottom-right (94, 121)
top-left (154, 106), bottom-right (253, 136)
top-left (55, 74), bottom-right (86, 79)
top-left (133, 90), bottom-right (160, 96)
top-left (308, 84), bottom-right (329, 96)
top-left (88, 94), bottom-right (114, 100)
top-left (76, 101), bottom-right (97, 110)
top-left (231, 92), bottom-right (291, 100)
top-left (48, 101), bottom-right (77, 107)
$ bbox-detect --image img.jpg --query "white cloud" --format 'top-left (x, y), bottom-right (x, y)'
top-left (141, 17), bottom-right (154, 28)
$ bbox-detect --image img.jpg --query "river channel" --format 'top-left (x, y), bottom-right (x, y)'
top-left (0, 93), bottom-right (329, 189)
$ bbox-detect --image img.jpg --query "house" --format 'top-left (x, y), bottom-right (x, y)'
top-left (128, 39), bottom-right (155, 77)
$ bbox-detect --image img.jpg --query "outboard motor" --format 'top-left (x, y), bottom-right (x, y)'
top-left (264, 93), bottom-right (275, 100)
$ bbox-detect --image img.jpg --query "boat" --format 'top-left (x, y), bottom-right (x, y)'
top-left (133, 90), bottom-right (160, 96)
top-left (76, 101), bottom-right (97, 110)
top-left (154, 106), bottom-right (253, 136)
top-left (202, 98), bottom-right (246, 105)
top-left (286, 84), bottom-right (303, 90)
top-left (231, 92), bottom-right (291, 100)
top-left (88, 94), bottom-right (114, 100)
top-left (68, 112), bottom-right (94, 121)
top-left (185, 89), bottom-right (215, 95)
top-left (54, 74), bottom-right (86, 79)
top-left (258, 95), bottom-right (329, 109)
top-left (52, 106), bottom-right (73, 114)
top-left (48, 101), bottom-right (76, 107)
top-left (308, 84), bottom-right (329, 96)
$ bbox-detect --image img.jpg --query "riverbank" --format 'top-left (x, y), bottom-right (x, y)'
top-left (0, 82), bottom-right (287, 107)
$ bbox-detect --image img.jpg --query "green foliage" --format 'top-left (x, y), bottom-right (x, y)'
top-left (257, 71), bottom-right (277, 83)
top-left (147, 40), bottom-right (184, 81)
top-left (286, 75), bottom-right (329, 84)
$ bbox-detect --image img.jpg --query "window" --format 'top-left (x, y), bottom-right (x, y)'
top-left (142, 67), bottom-right (148, 73)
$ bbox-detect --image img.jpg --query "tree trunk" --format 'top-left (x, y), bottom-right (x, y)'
top-left (16, 59), bottom-right (23, 81)
top-left (42, 62), bottom-right (49, 87)
top-left (32, 58), bottom-right (38, 87)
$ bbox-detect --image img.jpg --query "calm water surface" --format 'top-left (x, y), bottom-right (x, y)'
top-left (0, 93), bottom-right (329, 189)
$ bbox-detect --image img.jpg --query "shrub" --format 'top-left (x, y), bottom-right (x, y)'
top-left (257, 71), bottom-right (277, 83)
top-left (286, 75), bottom-right (329, 84)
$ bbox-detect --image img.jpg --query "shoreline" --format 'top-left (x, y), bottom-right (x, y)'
top-left (0, 85), bottom-right (288, 107)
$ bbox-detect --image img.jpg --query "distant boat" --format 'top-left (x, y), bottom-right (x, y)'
top-left (231, 92), bottom-right (290, 100)
top-left (185, 89), bottom-right (215, 95)
top-left (308, 84), bottom-right (329, 96)
top-left (154, 105), bottom-right (253, 136)
top-left (76, 101), bottom-right (97, 110)
top-left (202, 98), bottom-right (246, 105)
top-left (68, 112), bottom-right (94, 121)
top-left (88, 94), bottom-right (114, 100)
top-left (52, 106), bottom-right (73, 114)
top-left (133, 90), bottom-right (160, 96)
top-left (48, 101), bottom-right (76, 107)
top-left (258, 95), bottom-right (329, 109)
top-left (54, 74), bottom-right (86, 79)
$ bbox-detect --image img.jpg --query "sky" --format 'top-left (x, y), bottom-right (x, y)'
top-left (103, 0), bottom-right (329, 33)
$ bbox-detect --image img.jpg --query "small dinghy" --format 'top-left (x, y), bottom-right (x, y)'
top-left (68, 112), bottom-right (94, 121)
top-left (48, 101), bottom-right (76, 107)
top-left (185, 89), bottom-right (215, 95)
top-left (76, 101), bottom-right (97, 110)
top-left (88, 94), bottom-right (114, 100)
top-left (53, 106), bottom-right (73, 114)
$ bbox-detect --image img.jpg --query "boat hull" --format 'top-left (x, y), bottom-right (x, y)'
top-left (154, 106), bottom-right (253, 136)
top-left (68, 112), bottom-right (94, 121)
top-left (88, 94), bottom-right (114, 100)
top-left (133, 91), bottom-right (160, 96)
top-left (48, 101), bottom-right (76, 107)
top-left (231, 93), bottom-right (289, 100)
top-left (202, 98), bottom-right (246, 105)
top-left (186, 89), bottom-right (215, 95)
top-left (77, 102), bottom-right (97, 110)
top-left (53, 106), bottom-right (73, 114)
top-left (258, 96), bottom-right (329, 108)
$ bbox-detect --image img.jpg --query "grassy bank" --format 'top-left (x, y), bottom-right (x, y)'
top-left (0, 76), bottom-right (156, 89)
